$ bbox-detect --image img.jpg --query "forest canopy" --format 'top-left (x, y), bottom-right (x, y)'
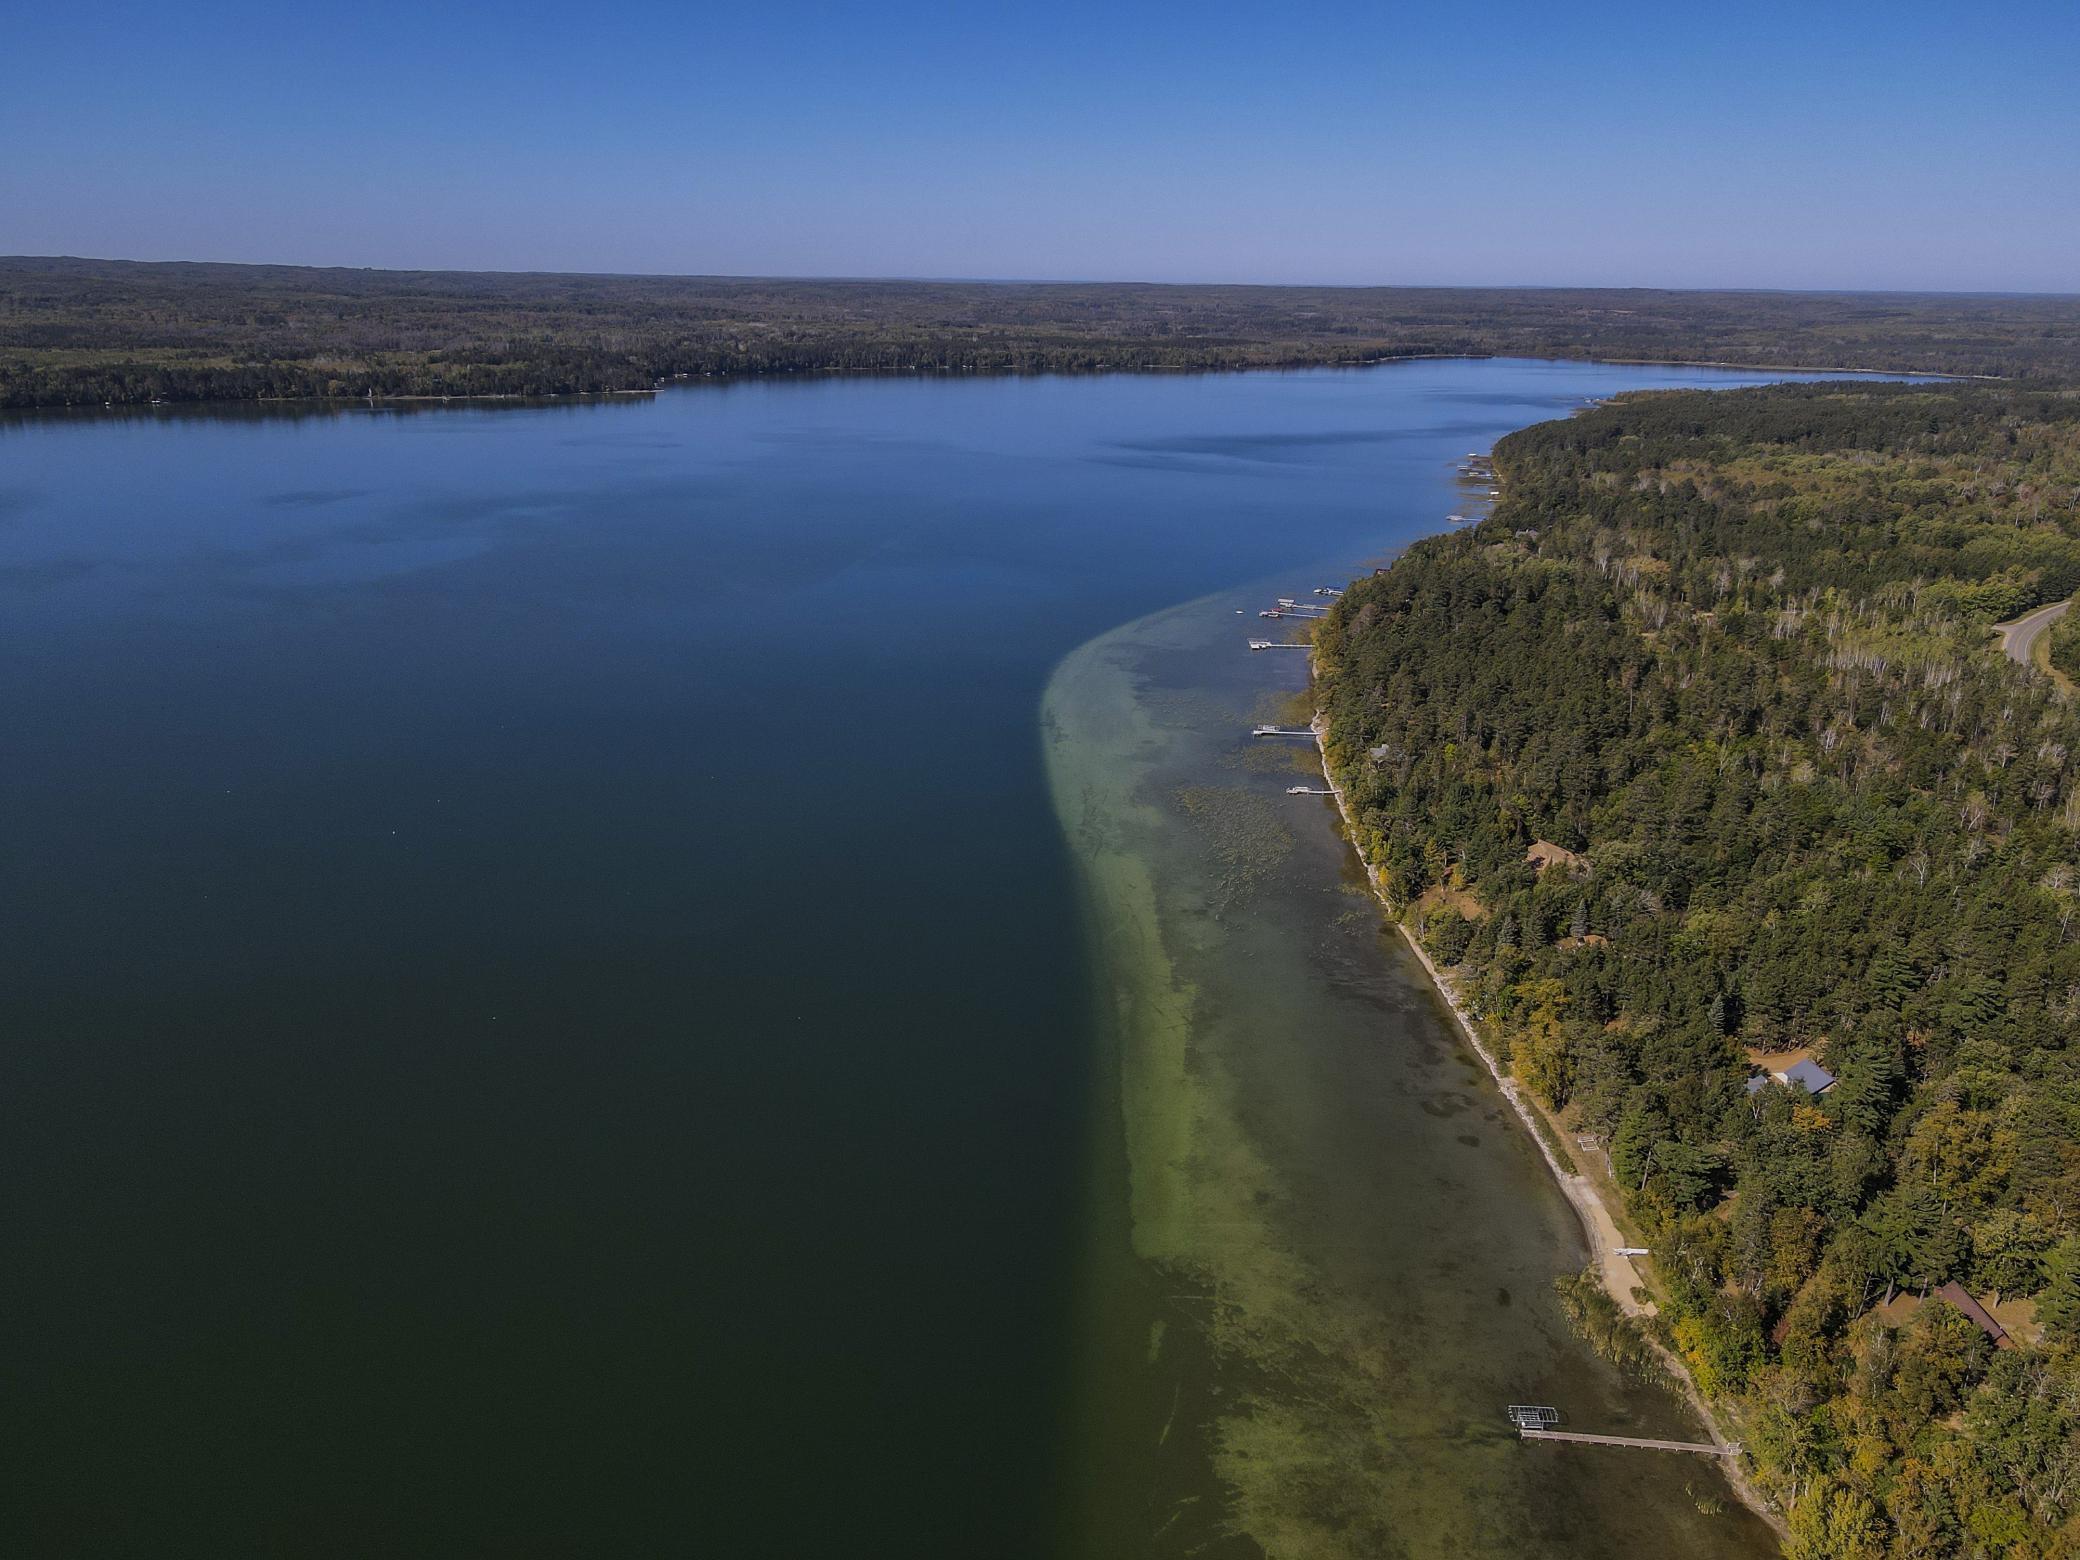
top-left (4, 255), bottom-right (2079, 408)
top-left (1317, 381), bottom-right (2080, 1557)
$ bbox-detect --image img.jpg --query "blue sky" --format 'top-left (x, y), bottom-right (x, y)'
top-left (4, 0), bottom-right (2076, 290)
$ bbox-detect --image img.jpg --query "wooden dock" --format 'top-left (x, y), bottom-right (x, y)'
top-left (1519, 1428), bottom-right (1737, 1457)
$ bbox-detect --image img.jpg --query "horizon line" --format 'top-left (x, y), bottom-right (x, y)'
top-left (8, 253), bottom-right (2078, 303)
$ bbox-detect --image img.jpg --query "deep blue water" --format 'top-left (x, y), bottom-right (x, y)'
top-left (1, 361), bottom-right (1819, 1557)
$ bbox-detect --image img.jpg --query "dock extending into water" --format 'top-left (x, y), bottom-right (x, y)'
top-left (1518, 1428), bottom-right (1738, 1457)
top-left (1506, 1405), bottom-right (1734, 1457)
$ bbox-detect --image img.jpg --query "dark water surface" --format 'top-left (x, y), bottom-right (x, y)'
top-left (3, 363), bottom-right (1807, 1557)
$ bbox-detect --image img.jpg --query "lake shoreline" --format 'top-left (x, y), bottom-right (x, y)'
top-left (1308, 702), bottom-right (1789, 1539)
top-left (22, 352), bottom-right (1957, 418)
top-left (1043, 571), bottom-right (1789, 1556)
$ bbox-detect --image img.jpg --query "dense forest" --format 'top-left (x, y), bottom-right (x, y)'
top-left (2049, 611), bottom-right (2080, 687)
top-left (4, 256), bottom-right (2080, 408)
top-left (1316, 382), bottom-right (2080, 1557)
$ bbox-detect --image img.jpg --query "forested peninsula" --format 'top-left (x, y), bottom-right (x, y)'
top-left (5, 256), bottom-right (2080, 408)
top-left (1316, 381), bottom-right (2080, 1557)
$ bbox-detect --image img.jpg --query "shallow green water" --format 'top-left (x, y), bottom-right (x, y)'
top-left (1044, 594), bottom-right (1780, 1558)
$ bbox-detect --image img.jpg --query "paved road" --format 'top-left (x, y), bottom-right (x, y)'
top-left (1995, 599), bottom-right (2073, 668)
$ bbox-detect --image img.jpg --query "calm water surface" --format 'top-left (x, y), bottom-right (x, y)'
top-left (2, 362), bottom-right (1806, 1556)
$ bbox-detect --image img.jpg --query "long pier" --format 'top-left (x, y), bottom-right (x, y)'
top-left (1252, 726), bottom-right (1316, 738)
top-left (1248, 639), bottom-right (1311, 651)
top-left (1519, 1428), bottom-right (1737, 1457)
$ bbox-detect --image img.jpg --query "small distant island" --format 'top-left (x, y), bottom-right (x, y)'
top-left (1315, 379), bottom-right (2080, 1554)
top-left (5, 254), bottom-right (2080, 408)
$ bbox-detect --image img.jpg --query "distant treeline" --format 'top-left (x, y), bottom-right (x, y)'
top-left (4, 256), bottom-right (2079, 408)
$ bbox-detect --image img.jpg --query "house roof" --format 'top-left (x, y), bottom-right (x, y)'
top-left (1748, 1059), bottom-right (1837, 1096)
top-left (1525, 840), bottom-right (1587, 875)
top-left (1935, 1282), bottom-right (2011, 1347)
top-left (1780, 1059), bottom-right (1836, 1094)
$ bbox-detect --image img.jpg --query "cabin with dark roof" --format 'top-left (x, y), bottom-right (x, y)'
top-left (1935, 1282), bottom-right (2012, 1348)
top-left (1781, 1059), bottom-right (1836, 1095)
top-left (1746, 1058), bottom-right (1837, 1096)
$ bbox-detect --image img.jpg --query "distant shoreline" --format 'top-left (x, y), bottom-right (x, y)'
top-left (12, 256), bottom-right (2064, 412)
top-left (14, 351), bottom-right (1957, 421)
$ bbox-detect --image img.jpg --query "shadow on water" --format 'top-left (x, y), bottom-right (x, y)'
top-left (1044, 587), bottom-right (1780, 1559)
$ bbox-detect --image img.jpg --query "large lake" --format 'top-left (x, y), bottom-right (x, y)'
top-left (4, 361), bottom-right (1804, 1557)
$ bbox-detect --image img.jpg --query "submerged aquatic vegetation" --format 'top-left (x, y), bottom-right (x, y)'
top-left (1172, 785), bottom-right (1294, 909)
top-left (1052, 611), bottom-right (1768, 1560)
top-left (1225, 741), bottom-right (1322, 777)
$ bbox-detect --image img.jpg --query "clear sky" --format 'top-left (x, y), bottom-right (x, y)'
top-left (4, 0), bottom-right (2076, 291)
